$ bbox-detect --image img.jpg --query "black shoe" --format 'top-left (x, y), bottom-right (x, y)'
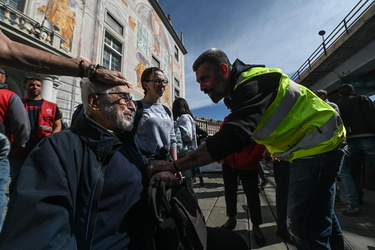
top-left (221, 218), bottom-right (237, 231)
top-left (342, 204), bottom-right (361, 216)
top-left (254, 232), bottom-right (266, 246)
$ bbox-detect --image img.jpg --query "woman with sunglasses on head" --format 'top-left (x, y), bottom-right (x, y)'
top-left (132, 67), bottom-right (178, 166)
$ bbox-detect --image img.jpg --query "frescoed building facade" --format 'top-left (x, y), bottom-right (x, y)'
top-left (0, 0), bottom-right (187, 123)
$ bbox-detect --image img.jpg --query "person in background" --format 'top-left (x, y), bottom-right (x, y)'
top-left (149, 48), bottom-right (346, 249)
top-left (193, 124), bottom-right (207, 186)
top-left (0, 29), bottom-right (128, 86)
top-left (314, 89), bottom-right (342, 205)
top-left (314, 89), bottom-right (340, 113)
top-left (0, 66), bottom-right (30, 230)
top-left (9, 77), bottom-right (62, 184)
top-left (220, 114), bottom-right (266, 246)
top-left (336, 84), bottom-right (375, 216)
top-left (132, 67), bottom-right (177, 165)
top-left (172, 97), bottom-right (198, 199)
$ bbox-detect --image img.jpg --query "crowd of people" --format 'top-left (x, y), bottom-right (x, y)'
top-left (0, 28), bottom-right (374, 249)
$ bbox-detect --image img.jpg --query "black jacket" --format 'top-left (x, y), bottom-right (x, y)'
top-left (336, 94), bottom-right (375, 138)
top-left (206, 59), bottom-right (278, 161)
top-left (0, 115), bottom-right (146, 249)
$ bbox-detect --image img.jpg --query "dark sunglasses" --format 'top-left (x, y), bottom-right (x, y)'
top-left (25, 76), bottom-right (41, 81)
top-left (145, 78), bottom-right (169, 86)
top-left (96, 92), bottom-right (133, 104)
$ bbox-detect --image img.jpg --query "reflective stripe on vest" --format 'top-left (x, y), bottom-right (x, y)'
top-left (39, 124), bottom-right (53, 131)
top-left (236, 67), bottom-right (345, 161)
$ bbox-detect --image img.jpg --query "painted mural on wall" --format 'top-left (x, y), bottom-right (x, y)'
top-left (151, 10), bottom-right (161, 56)
top-left (136, 21), bottom-right (148, 54)
top-left (38, 0), bottom-right (77, 49)
top-left (134, 5), bottom-right (172, 106)
top-left (135, 52), bottom-right (147, 89)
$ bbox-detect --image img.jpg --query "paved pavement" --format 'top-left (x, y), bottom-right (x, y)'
top-left (194, 165), bottom-right (375, 250)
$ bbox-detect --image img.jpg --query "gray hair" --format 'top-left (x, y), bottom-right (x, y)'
top-left (80, 78), bottom-right (114, 116)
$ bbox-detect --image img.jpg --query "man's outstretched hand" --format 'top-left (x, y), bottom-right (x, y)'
top-left (149, 171), bottom-right (180, 188)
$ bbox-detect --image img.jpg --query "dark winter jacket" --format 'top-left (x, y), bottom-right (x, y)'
top-left (206, 59), bottom-right (277, 161)
top-left (336, 94), bottom-right (375, 139)
top-left (0, 84), bottom-right (30, 149)
top-left (0, 115), bottom-right (147, 249)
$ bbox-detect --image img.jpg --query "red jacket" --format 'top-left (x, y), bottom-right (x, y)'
top-left (0, 87), bottom-right (30, 148)
top-left (22, 98), bottom-right (57, 141)
top-left (221, 116), bottom-right (265, 170)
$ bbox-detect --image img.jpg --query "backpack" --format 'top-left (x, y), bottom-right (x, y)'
top-left (148, 179), bottom-right (207, 250)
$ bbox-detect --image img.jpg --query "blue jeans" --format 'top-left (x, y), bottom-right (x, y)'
top-left (0, 157), bottom-right (9, 232)
top-left (338, 150), bottom-right (358, 205)
top-left (273, 160), bottom-right (290, 233)
top-left (288, 149), bottom-right (344, 250)
top-left (347, 137), bottom-right (375, 191)
top-left (0, 134), bottom-right (10, 232)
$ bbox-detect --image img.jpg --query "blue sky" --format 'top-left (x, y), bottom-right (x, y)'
top-left (158, 0), bottom-right (360, 120)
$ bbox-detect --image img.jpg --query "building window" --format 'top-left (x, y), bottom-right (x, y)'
top-left (0, 0), bottom-right (24, 10)
top-left (174, 78), bottom-right (180, 87)
top-left (103, 32), bottom-right (122, 71)
top-left (174, 45), bottom-right (179, 62)
top-left (105, 12), bottom-right (123, 36)
top-left (174, 88), bottom-right (180, 99)
top-left (151, 55), bottom-right (160, 68)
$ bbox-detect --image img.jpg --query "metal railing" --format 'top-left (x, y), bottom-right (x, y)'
top-left (291, 0), bottom-right (375, 82)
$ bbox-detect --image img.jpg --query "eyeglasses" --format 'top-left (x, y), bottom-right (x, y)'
top-left (96, 92), bottom-right (133, 105)
top-left (145, 78), bottom-right (169, 86)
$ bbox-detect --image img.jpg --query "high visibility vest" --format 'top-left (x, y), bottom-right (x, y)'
top-left (236, 67), bottom-right (346, 162)
top-left (22, 98), bottom-right (57, 141)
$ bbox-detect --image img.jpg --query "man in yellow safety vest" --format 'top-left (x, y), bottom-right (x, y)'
top-left (149, 48), bottom-right (346, 250)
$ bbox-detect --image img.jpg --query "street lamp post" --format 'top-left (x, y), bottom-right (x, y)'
top-left (319, 30), bottom-right (327, 55)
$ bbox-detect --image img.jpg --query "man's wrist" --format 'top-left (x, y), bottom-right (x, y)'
top-left (87, 64), bottom-right (105, 81)
top-left (78, 60), bottom-right (85, 78)
top-left (173, 161), bottom-right (179, 172)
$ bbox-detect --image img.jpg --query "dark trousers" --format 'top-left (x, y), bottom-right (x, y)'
top-left (222, 164), bottom-right (262, 226)
top-left (273, 160), bottom-right (290, 233)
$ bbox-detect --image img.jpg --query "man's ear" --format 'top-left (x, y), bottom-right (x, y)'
top-left (88, 93), bottom-right (100, 110)
top-left (220, 64), bottom-right (229, 79)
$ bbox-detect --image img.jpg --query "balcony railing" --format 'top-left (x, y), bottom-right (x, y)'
top-left (291, 0), bottom-right (375, 82)
top-left (0, 2), bottom-right (68, 55)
